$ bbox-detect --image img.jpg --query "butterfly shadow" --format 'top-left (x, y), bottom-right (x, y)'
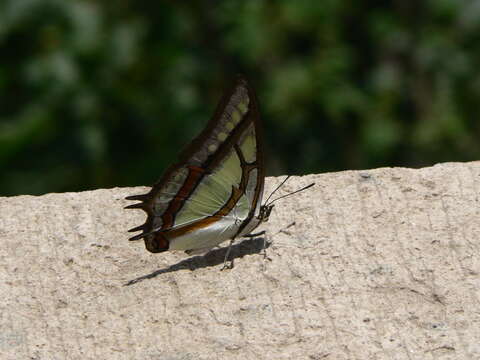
top-left (124, 236), bottom-right (270, 286)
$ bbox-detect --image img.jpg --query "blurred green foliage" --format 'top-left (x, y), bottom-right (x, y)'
top-left (1, 0), bottom-right (480, 196)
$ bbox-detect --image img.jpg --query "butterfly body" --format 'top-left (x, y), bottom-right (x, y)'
top-left (126, 77), bottom-right (270, 255)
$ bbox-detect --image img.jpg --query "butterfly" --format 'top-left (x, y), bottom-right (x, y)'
top-left (125, 76), bottom-right (275, 265)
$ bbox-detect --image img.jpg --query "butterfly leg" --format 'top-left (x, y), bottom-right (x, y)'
top-left (242, 230), bottom-right (271, 262)
top-left (261, 232), bottom-right (272, 262)
top-left (221, 238), bottom-right (236, 271)
top-left (258, 232), bottom-right (273, 272)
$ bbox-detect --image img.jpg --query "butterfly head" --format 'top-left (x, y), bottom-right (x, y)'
top-left (259, 204), bottom-right (274, 222)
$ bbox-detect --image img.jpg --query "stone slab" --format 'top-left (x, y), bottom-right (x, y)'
top-left (1, 162), bottom-right (479, 359)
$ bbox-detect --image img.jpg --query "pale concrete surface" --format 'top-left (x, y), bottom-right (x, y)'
top-left (1, 162), bottom-right (480, 360)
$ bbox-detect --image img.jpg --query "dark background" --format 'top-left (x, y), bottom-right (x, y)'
top-left (1, 1), bottom-right (479, 196)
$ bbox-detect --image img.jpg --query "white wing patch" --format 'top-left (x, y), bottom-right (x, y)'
top-left (169, 216), bottom-right (240, 251)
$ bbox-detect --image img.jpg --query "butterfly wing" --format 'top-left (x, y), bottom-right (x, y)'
top-left (126, 77), bottom-right (265, 253)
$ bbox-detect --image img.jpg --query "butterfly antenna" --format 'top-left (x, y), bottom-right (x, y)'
top-left (266, 182), bottom-right (315, 206)
top-left (264, 175), bottom-right (291, 205)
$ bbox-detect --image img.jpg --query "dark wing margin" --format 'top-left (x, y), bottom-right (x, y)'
top-left (125, 75), bottom-right (264, 253)
top-left (231, 79), bottom-right (265, 239)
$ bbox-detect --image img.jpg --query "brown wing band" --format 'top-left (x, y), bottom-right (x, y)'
top-left (161, 166), bottom-right (206, 229)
